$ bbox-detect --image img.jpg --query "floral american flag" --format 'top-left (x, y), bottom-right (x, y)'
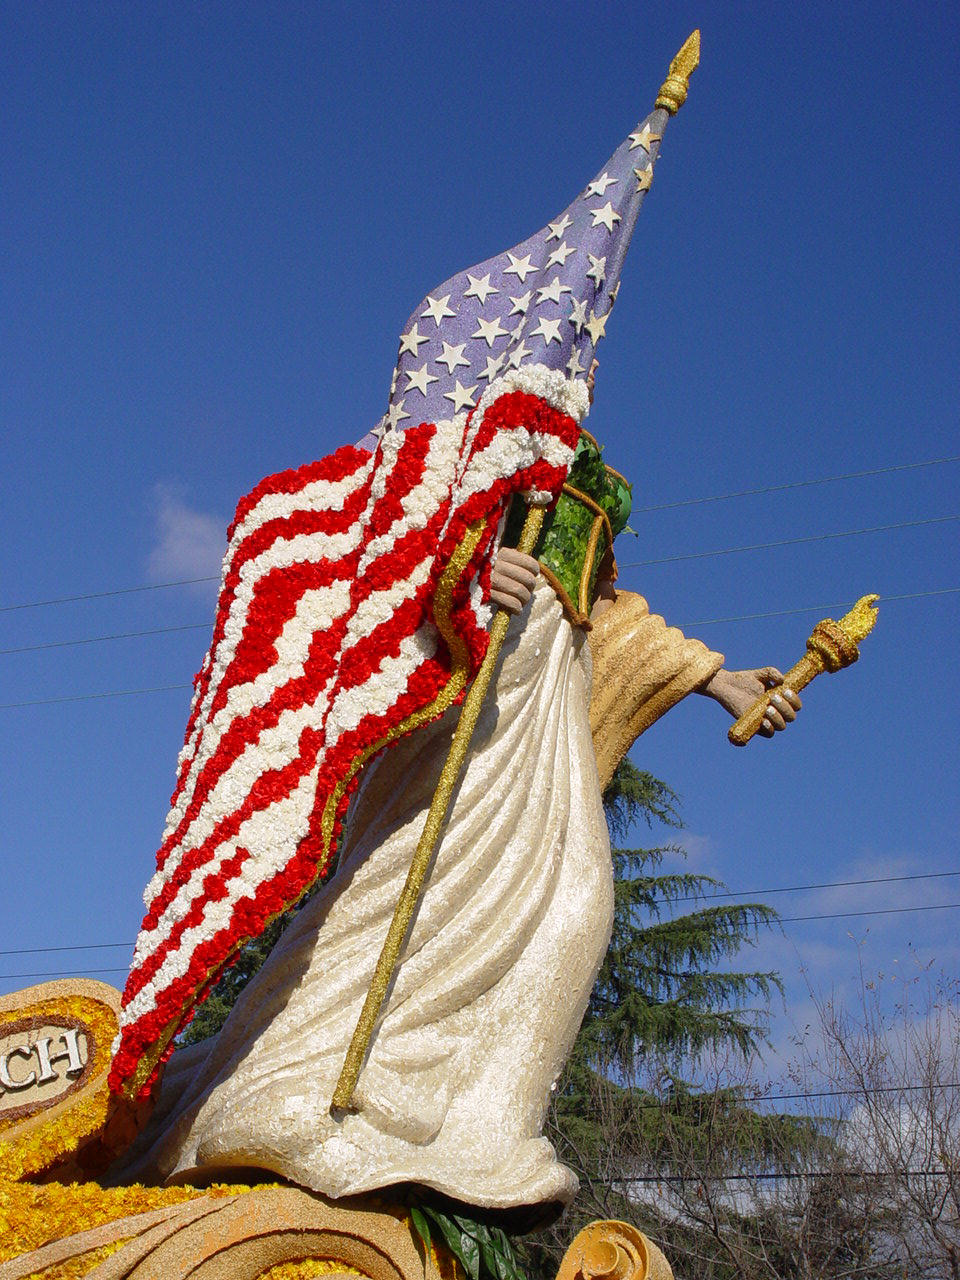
top-left (111, 368), bottom-right (585, 1098)
top-left (112, 81), bottom-right (683, 1096)
top-left (358, 106), bottom-right (671, 449)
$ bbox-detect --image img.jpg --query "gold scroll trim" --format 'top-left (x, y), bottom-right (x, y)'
top-left (537, 483), bottom-right (615, 626)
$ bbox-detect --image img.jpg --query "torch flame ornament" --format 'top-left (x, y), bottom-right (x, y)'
top-left (728, 595), bottom-right (880, 746)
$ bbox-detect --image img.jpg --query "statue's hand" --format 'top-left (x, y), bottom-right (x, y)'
top-left (490, 547), bottom-right (539, 614)
top-left (700, 666), bottom-right (802, 738)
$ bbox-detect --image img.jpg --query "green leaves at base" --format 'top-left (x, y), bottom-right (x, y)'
top-left (409, 1200), bottom-right (527, 1280)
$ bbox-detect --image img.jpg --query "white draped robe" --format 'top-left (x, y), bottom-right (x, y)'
top-left (119, 581), bottom-right (613, 1212)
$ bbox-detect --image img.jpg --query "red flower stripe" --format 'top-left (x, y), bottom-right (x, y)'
top-left (112, 374), bottom-right (581, 1099)
top-left (171, 452), bottom-right (378, 807)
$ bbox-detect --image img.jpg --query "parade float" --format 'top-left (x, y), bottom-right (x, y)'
top-left (1, 33), bottom-right (876, 1279)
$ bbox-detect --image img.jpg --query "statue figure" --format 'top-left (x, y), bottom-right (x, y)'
top-left (108, 33), bottom-right (802, 1218)
top-left (112, 362), bottom-right (799, 1215)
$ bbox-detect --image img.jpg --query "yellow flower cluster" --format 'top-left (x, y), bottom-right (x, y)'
top-left (0, 1178), bottom-right (252, 1264)
top-left (256, 1261), bottom-right (365, 1279)
top-left (0, 994), bottom-right (118, 1182)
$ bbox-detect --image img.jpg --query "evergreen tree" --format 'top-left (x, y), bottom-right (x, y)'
top-left (179, 912), bottom-right (290, 1046)
top-left (577, 757), bottom-right (781, 1079)
top-left (517, 759), bottom-right (835, 1280)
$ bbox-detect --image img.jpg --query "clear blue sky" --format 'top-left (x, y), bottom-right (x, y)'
top-left (2, 2), bottom-right (957, 1082)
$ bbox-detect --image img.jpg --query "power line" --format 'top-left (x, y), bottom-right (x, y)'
top-left (2, 588), bottom-right (956, 709)
top-left (746, 1082), bottom-right (960, 1106)
top-left (0, 942), bottom-right (135, 957)
top-left (0, 968), bottom-right (130, 980)
top-left (625, 1082), bottom-right (960, 1110)
top-left (0, 948), bottom-right (952, 1125)
top-left (2, 457), bottom-right (957, 618)
top-left (0, 949), bottom-right (948, 1130)
top-left (632, 455), bottom-right (960, 514)
top-left (0, 683), bottom-right (192, 710)
top-left (666, 868), bottom-right (960, 907)
top-left (3, 881), bottom-right (958, 962)
top-left (620, 515), bottom-right (960, 570)
top-left (778, 902), bottom-right (960, 924)
top-left (678, 587), bottom-right (960, 629)
top-left (0, 622), bottom-right (211, 657)
top-left (622, 1168), bottom-right (956, 1184)
top-left (0, 577), bottom-right (218, 614)
top-left (1, 587), bottom-right (956, 665)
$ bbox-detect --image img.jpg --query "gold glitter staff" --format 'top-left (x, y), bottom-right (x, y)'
top-left (331, 504), bottom-right (546, 1112)
top-left (728, 594), bottom-right (879, 746)
top-left (331, 28), bottom-right (703, 1114)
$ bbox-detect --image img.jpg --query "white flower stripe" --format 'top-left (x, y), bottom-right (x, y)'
top-left (124, 762), bottom-right (322, 1021)
top-left (121, 376), bottom-right (586, 1057)
top-left (159, 557), bottom-right (433, 900)
top-left (164, 530), bottom-right (363, 796)
top-left (475, 364), bottom-right (588, 430)
top-left (164, 428), bottom-right (452, 854)
top-left (187, 453), bottom-right (376, 705)
top-left (140, 561), bottom-right (435, 952)
top-left (456, 427), bottom-right (575, 507)
top-left (324, 614), bottom-right (437, 749)
top-left (229, 455), bottom-right (376, 550)
top-left (130, 619), bottom-right (439, 1012)
top-left (163, 535), bottom-right (362, 844)
top-left (356, 419), bottom-right (461, 570)
top-left (173, 468), bottom-right (377, 797)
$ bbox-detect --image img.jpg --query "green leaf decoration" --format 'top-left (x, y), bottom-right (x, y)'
top-left (501, 433), bottom-right (633, 616)
top-left (493, 1227), bottom-right (525, 1280)
top-left (476, 1227), bottom-right (501, 1280)
top-left (407, 1201), bottom-right (527, 1280)
top-left (409, 1204), bottom-right (432, 1253)
top-left (454, 1221), bottom-right (481, 1280)
top-left (424, 1206), bottom-right (478, 1280)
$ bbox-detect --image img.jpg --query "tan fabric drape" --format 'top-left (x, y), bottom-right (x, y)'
top-left (589, 590), bottom-right (724, 791)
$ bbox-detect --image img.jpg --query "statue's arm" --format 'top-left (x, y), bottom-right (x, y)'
top-left (587, 588), bottom-right (724, 790)
top-left (587, 587), bottom-right (802, 786)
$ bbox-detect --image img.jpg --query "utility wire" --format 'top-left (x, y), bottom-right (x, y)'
top-left (631, 455), bottom-right (960, 513)
top-left (0, 684), bottom-right (192, 710)
top-left (0, 967), bottom-right (130, 979)
top-left (621, 1168), bottom-right (957, 1184)
top-left (620, 515), bottom-right (960, 570)
top-left (661, 868), bottom-right (960, 907)
top-left (745, 1082), bottom-right (960, 1105)
top-left (777, 902), bottom-right (960, 924)
top-left (2, 588), bottom-right (957, 684)
top-left (7, 875), bottom-right (960, 957)
top-left (604, 1082), bottom-right (960, 1119)
top-left (0, 622), bottom-right (211, 657)
top-left (0, 947), bottom-right (950, 1127)
top-left (678, 586), bottom-right (959, 629)
top-left (3, 457), bottom-right (957, 617)
top-left (0, 950), bottom-right (953, 1124)
top-left (0, 577), bottom-right (218, 614)
top-left (0, 942), bottom-right (136, 956)
top-left (624, 1082), bottom-right (960, 1109)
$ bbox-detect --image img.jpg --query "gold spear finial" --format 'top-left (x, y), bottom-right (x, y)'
top-left (656, 29), bottom-right (701, 114)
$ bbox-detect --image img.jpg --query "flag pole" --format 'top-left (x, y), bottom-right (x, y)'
top-left (331, 503), bottom-right (546, 1112)
top-left (331, 29), bottom-right (701, 1112)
